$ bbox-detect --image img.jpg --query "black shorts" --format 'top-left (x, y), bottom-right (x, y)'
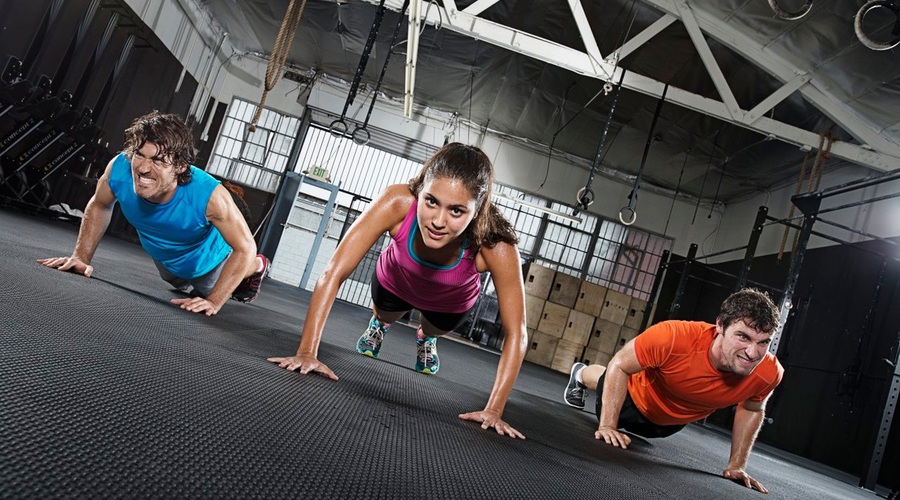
top-left (370, 271), bottom-right (473, 332)
top-left (594, 372), bottom-right (685, 439)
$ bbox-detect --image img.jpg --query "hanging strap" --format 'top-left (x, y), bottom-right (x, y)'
top-left (329, 0), bottom-right (388, 136)
top-left (352, 0), bottom-right (411, 145)
top-left (574, 69), bottom-right (626, 214)
top-left (619, 83), bottom-right (668, 226)
top-left (249, 0), bottom-right (308, 133)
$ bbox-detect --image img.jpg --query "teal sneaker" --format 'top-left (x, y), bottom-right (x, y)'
top-left (414, 333), bottom-right (439, 375)
top-left (356, 316), bottom-right (389, 358)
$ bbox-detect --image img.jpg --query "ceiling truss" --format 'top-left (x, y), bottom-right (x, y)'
top-left (363, 0), bottom-right (900, 173)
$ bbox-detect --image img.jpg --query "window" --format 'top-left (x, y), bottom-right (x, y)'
top-left (207, 98), bottom-right (301, 192)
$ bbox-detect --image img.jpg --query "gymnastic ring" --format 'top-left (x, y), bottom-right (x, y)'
top-left (619, 206), bottom-right (637, 226)
top-left (854, 0), bottom-right (900, 51)
top-left (351, 126), bottom-right (371, 146)
top-left (767, 0), bottom-right (813, 20)
top-left (328, 119), bottom-right (348, 137)
top-left (575, 187), bottom-right (595, 208)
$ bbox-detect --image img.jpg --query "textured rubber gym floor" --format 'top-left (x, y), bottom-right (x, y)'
top-left (0, 208), bottom-right (882, 499)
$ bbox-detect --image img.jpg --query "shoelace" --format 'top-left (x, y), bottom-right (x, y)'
top-left (419, 340), bottom-right (436, 364)
top-left (568, 385), bottom-right (585, 402)
top-left (364, 327), bottom-right (384, 347)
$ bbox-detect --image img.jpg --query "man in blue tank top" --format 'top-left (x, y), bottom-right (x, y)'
top-left (38, 111), bottom-right (269, 316)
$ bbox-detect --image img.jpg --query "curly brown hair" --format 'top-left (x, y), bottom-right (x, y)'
top-left (408, 142), bottom-right (518, 252)
top-left (124, 111), bottom-right (196, 185)
top-left (719, 288), bottom-right (780, 334)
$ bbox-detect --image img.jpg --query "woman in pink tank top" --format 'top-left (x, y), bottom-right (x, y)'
top-left (269, 143), bottom-right (529, 439)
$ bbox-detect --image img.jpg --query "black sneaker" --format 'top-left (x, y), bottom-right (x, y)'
top-left (564, 362), bottom-right (587, 409)
top-left (232, 254), bottom-right (269, 303)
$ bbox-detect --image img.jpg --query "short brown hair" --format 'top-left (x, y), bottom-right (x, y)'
top-left (719, 288), bottom-right (780, 334)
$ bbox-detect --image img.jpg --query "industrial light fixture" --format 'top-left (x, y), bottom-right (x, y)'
top-left (492, 192), bottom-right (583, 224)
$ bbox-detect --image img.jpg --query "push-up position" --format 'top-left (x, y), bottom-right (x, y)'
top-left (39, 111), bottom-right (268, 316)
top-left (269, 142), bottom-right (529, 438)
top-left (564, 288), bottom-right (783, 493)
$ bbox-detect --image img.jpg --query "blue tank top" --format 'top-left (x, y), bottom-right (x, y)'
top-left (107, 152), bottom-right (231, 279)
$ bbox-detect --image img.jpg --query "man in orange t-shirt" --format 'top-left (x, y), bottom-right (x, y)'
top-left (563, 288), bottom-right (783, 494)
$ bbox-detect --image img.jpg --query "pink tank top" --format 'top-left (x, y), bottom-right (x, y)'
top-left (375, 199), bottom-right (481, 313)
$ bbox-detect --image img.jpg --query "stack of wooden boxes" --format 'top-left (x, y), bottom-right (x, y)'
top-left (523, 263), bottom-right (649, 374)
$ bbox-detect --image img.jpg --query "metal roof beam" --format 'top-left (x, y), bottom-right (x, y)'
top-left (366, 0), bottom-right (900, 172)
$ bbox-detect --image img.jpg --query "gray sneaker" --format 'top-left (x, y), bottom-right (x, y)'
top-left (564, 362), bottom-right (587, 409)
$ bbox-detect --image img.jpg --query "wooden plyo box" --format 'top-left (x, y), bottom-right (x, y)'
top-left (551, 338), bottom-right (584, 373)
top-left (525, 330), bottom-right (559, 368)
top-left (615, 326), bottom-right (640, 352)
top-left (525, 294), bottom-right (545, 330)
top-left (598, 289), bottom-right (631, 325)
top-left (562, 309), bottom-right (594, 346)
top-left (523, 263), bottom-right (554, 300)
top-left (582, 348), bottom-right (612, 368)
top-left (587, 318), bottom-right (621, 355)
top-left (548, 271), bottom-right (580, 308)
top-left (624, 298), bottom-right (648, 330)
top-left (537, 301), bottom-right (569, 337)
top-left (574, 281), bottom-right (608, 317)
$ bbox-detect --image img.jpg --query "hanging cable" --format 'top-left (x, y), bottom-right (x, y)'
top-left (691, 129), bottom-right (719, 225)
top-left (618, 83), bottom-right (668, 226)
top-left (248, 0), bottom-right (308, 133)
top-left (663, 146), bottom-right (690, 236)
top-left (573, 69), bottom-right (626, 215)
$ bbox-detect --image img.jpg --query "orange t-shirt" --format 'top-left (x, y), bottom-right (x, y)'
top-left (629, 320), bottom-right (783, 426)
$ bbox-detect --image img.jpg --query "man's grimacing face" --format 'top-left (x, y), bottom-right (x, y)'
top-left (129, 142), bottom-right (184, 203)
top-left (712, 318), bottom-right (772, 376)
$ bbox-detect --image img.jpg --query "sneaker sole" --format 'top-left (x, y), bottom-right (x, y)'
top-left (357, 348), bottom-right (379, 359)
top-left (416, 367), bottom-right (438, 375)
top-left (563, 395), bottom-right (585, 410)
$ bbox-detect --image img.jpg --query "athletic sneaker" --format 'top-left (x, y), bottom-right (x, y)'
top-left (232, 254), bottom-right (269, 303)
top-left (414, 332), bottom-right (439, 375)
top-left (357, 316), bottom-right (389, 358)
top-left (564, 362), bottom-right (587, 409)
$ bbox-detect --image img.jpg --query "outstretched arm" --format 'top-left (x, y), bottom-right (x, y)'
top-left (38, 157), bottom-right (118, 276)
top-left (267, 184), bottom-right (412, 380)
top-left (171, 184), bottom-right (258, 316)
top-left (723, 398), bottom-right (769, 493)
top-left (595, 340), bottom-right (643, 448)
top-left (459, 242), bottom-right (527, 439)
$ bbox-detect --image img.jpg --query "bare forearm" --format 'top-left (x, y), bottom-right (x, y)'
top-left (599, 365), bottom-right (630, 428)
top-left (728, 404), bottom-right (765, 470)
top-left (205, 249), bottom-right (255, 307)
top-left (483, 327), bottom-right (527, 415)
top-left (72, 198), bottom-right (113, 263)
top-left (296, 270), bottom-right (343, 357)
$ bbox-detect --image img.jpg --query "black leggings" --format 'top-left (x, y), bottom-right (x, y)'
top-left (594, 372), bottom-right (685, 439)
top-left (370, 271), bottom-right (473, 332)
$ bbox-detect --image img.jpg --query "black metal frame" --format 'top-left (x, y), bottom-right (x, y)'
top-left (644, 171), bottom-right (900, 490)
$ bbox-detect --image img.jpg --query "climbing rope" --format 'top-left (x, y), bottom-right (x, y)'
top-left (248, 0), bottom-right (308, 133)
top-left (777, 131), bottom-right (833, 259)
